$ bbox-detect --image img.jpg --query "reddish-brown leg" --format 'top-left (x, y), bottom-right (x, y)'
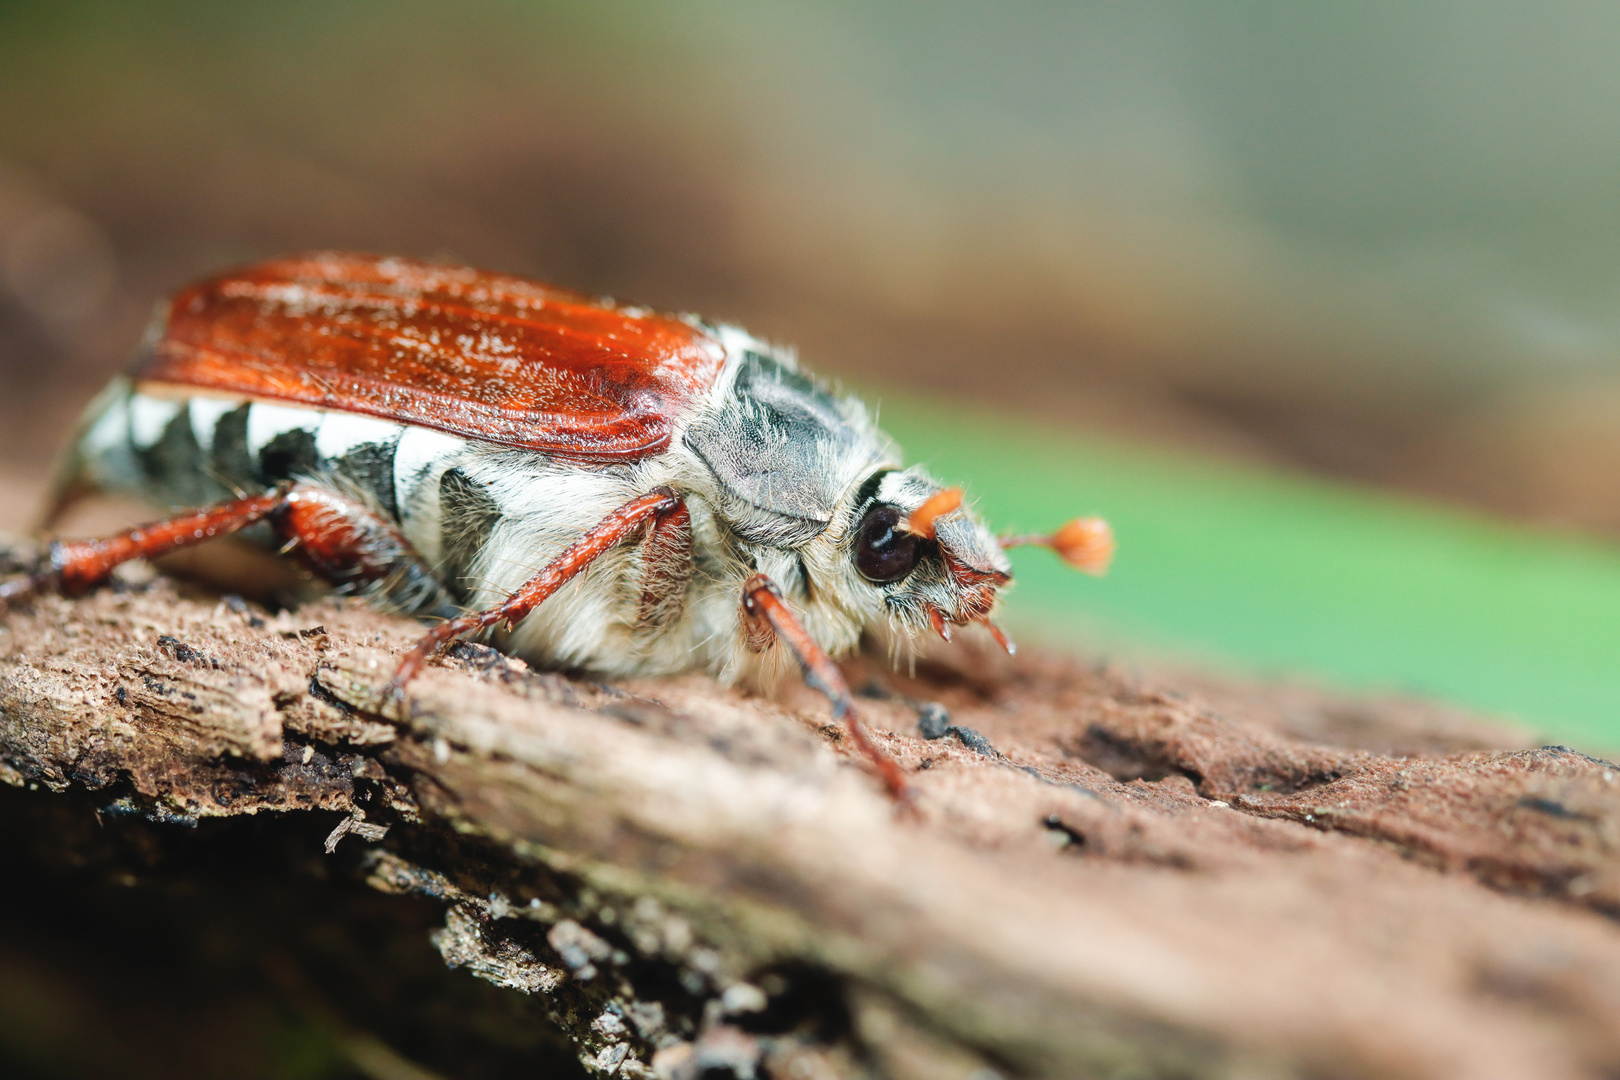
top-left (636, 499), bottom-right (693, 630)
top-left (741, 572), bottom-right (910, 801)
top-left (0, 485), bottom-right (294, 609)
top-left (0, 483), bottom-right (443, 616)
top-left (269, 486), bottom-right (448, 612)
top-left (381, 487), bottom-right (684, 700)
top-left (273, 487), bottom-right (409, 583)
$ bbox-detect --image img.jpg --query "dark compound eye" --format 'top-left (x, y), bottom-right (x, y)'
top-left (853, 503), bottom-right (920, 584)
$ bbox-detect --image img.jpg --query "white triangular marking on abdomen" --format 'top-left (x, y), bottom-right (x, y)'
top-left (315, 412), bottom-right (406, 460)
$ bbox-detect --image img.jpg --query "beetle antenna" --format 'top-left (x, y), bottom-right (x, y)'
top-left (901, 487), bottom-right (963, 541)
top-left (999, 517), bottom-right (1114, 575)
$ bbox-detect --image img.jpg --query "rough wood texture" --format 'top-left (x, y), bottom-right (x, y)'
top-left (3, 549), bottom-right (1620, 1079)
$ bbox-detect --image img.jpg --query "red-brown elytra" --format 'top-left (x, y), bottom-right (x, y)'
top-left (4, 253), bottom-right (1111, 799)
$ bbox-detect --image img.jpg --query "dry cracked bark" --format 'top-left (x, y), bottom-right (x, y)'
top-left (3, 547), bottom-right (1620, 1080)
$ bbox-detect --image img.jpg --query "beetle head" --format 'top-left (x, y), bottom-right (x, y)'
top-left (837, 466), bottom-right (1012, 643)
top-left (684, 341), bottom-right (1013, 650)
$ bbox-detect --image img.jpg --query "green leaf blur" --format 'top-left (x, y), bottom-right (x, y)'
top-left (880, 395), bottom-right (1620, 753)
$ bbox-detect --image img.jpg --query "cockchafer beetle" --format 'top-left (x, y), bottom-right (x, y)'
top-left (2, 253), bottom-right (1112, 796)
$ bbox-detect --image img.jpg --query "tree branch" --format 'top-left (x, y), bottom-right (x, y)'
top-left (3, 563), bottom-right (1620, 1079)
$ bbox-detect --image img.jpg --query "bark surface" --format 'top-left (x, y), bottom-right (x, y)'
top-left (2, 543), bottom-right (1619, 1080)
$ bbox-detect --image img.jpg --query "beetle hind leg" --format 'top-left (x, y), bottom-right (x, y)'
top-left (0, 486), bottom-right (296, 610)
top-left (271, 486), bottom-right (452, 616)
top-left (0, 483), bottom-right (446, 616)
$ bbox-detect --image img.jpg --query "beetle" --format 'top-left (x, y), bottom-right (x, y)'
top-left (1, 253), bottom-right (1112, 796)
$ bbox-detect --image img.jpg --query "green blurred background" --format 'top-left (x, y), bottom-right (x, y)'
top-left (5, 0), bottom-right (1620, 749)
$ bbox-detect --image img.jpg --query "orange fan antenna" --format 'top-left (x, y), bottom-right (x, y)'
top-left (1000, 517), bottom-right (1114, 576)
top-left (903, 487), bottom-right (963, 540)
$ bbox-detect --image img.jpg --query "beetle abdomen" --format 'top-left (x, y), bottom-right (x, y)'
top-left (64, 382), bottom-right (487, 607)
top-left (80, 386), bottom-right (407, 506)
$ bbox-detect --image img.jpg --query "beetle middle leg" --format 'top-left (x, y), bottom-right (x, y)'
top-left (636, 498), bottom-right (692, 630)
top-left (269, 486), bottom-right (450, 614)
top-left (741, 572), bottom-right (910, 801)
top-left (380, 486), bottom-right (685, 700)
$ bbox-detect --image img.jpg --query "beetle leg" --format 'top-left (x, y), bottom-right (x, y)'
top-left (981, 618), bottom-right (1017, 655)
top-left (901, 487), bottom-right (963, 540)
top-left (636, 499), bottom-right (693, 630)
top-left (269, 486), bottom-right (451, 615)
top-left (381, 487), bottom-right (684, 699)
top-left (740, 572), bottom-right (910, 801)
top-left (1, 484), bottom-right (297, 608)
top-left (0, 482), bottom-right (448, 616)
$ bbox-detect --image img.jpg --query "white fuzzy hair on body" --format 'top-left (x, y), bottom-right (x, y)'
top-left (393, 326), bottom-right (912, 688)
top-left (59, 323), bottom-right (1010, 691)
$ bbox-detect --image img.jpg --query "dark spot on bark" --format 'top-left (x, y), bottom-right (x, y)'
top-left (223, 593), bottom-right (266, 628)
top-left (308, 673), bottom-right (353, 715)
top-left (1070, 724), bottom-right (1184, 783)
top-left (1043, 814), bottom-right (1087, 850)
top-left (917, 713), bottom-right (998, 757)
top-left (1517, 796), bottom-right (1596, 822)
top-left (915, 703), bottom-right (950, 740)
top-left (947, 725), bottom-right (998, 758)
top-left (733, 962), bottom-right (852, 1042)
top-left (157, 635), bottom-right (218, 668)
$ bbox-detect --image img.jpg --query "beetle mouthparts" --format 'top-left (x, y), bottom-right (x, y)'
top-left (982, 619), bottom-right (1017, 655)
top-left (902, 487), bottom-right (963, 540)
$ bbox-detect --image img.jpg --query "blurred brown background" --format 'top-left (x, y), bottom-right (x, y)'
top-left (5, 1), bottom-right (1620, 531)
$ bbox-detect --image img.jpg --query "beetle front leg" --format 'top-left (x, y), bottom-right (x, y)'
top-left (380, 486), bottom-right (684, 701)
top-left (740, 573), bottom-right (910, 801)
